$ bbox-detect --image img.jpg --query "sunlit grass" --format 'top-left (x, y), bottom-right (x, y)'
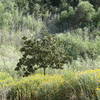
top-left (0, 69), bottom-right (100, 99)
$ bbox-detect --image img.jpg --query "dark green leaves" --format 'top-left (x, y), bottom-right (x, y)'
top-left (15, 34), bottom-right (70, 76)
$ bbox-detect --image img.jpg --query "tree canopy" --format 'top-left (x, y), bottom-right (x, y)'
top-left (15, 34), bottom-right (71, 76)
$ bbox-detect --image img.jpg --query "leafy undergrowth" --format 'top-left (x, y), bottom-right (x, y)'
top-left (0, 70), bottom-right (100, 100)
top-left (0, 45), bottom-right (20, 77)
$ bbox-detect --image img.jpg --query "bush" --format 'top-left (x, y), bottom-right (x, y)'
top-left (57, 34), bottom-right (87, 60)
top-left (57, 33), bottom-right (100, 61)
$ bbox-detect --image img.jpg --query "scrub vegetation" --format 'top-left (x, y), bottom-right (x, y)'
top-left (0, 0), bottom-right (100, 100)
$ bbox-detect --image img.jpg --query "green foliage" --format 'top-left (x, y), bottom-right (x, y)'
top-left (58, 34), bottom-right (84, 59)
top-left (60, 10), bottom-right (68, 22)
top-left (0, 2), bottom-right (5, 28)
top-left (0, 45), bottom-right (20, 77)
top-left (0, 0), bottom-right (100, 99)
top-left (0, 72), bottom-right (13, 89)
top-left (57, 33), bottom-right (100, 61)
top-left (60, 6), bottom-right (75, 22)
top-left (75, 1), bottom-right (95, 25)
top-left (6, 74), bottom-right (64, 100)
top-left (0, 0), bottom-right (45, 31)
top-left (66, 0), bottom-right (79, 8)
top-left (88, 0), bottom-right (100, 8)
top-left (0, 0), bottom-right (99, 31)
top-left (15, 33), bottom-right (71, 76)
top-left (93, 7), bottom-right (100, 27)
top-left (0, 72), bottom-right (12, 81)
top-left (0, 70), bottom-right (99, 100)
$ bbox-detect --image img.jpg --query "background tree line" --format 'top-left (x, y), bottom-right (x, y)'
top-left (0, 0), bottom-right (99, 32)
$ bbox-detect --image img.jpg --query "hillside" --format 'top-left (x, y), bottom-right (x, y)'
top-left (0, 0), bottom-right (100, 100)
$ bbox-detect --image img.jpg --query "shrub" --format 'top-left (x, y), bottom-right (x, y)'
top-left (57, 33), bottom-right (100, 62)
top-left (57, 34), bottom-right (87, 60)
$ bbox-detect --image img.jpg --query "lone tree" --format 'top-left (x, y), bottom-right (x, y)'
top-left (15, 33), bottom-right (71, 76)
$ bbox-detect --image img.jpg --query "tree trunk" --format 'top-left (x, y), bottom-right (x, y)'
top-left (43, 68), bottom-right (46, 75)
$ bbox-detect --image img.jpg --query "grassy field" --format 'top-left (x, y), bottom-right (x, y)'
top-left (0, 69), bottom-right (100, 100)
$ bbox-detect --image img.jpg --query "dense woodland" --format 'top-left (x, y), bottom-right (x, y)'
top-left (0, 0), bottom-right (99, 32)
top-left (0, 0), bottom-right (100, 100)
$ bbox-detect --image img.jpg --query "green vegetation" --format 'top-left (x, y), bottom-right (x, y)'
top-left (15, 34), bottom-right (71, 76)
top-left (1, 70), bottom-right (100, 100)
top-left (0, 0), bottom-right (100, 100)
